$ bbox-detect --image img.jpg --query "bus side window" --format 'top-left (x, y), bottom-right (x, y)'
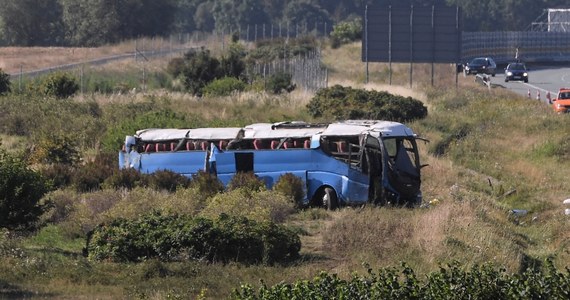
top-left (335, 140), bottom-right (347, 153)
top-left (145, 143), bottom-right (154, 153)
top-left (304, 139), bottom-right (311, 149)
top-left (201, 141), bottom-right (209, 151)
top-left (186, 141), bottom-right (195, 151)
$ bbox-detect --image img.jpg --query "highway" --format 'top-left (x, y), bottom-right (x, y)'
top-left (486, 64), bottom-right (570, 104)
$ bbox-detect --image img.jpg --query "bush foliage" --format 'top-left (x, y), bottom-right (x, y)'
top-left (232, 260), bottom-right (570, 299)
top-left (0, 68), bottom-right (11, 95)
top-left (272, 173), bottom-right (306, 208)
top-left (307, 85), bottom-right (428, 122)
top-left (0, 151), bottom-right (51, 231)
top-left (330, 17), bottom-right (362, 49)
top-left (203, 77), bottom-right (247, 96)
top-left (85, 212), bottom-right (301, 265)
top-left (41, 72), bottom-right (80, 99)
top-left (266, 72), bottom-right (296, 94)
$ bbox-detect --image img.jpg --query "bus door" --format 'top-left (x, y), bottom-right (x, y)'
top-left (363, 134), bottom-right (384, 204)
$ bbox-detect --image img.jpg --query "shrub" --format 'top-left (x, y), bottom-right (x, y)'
top-left (272, 173), bottom-right (306, 208)
top-left (189, 170), bottom-right (224, 200)
top-left (85, 212), bottom-right (301, 265)
top-left (166, 57), bottom-right (186, 78)
top-left (266, 72), bottom-right (296, 94)
top-left (103, 168), bottom-right (145, 190)
top-left (180, 48), bottom-right (221, 95)
top-left (330, 17), bottom-right (362, 49)
top-left (72, 152), bottom-right (116, 193)
top-left (146, 170), bottom-right (191, 193)
top-left (203, 77), bottom-right (246, 96)
top-left (307, 85), bottom-right (427, 122)
top-left (28, 134), bottom-right (80, 165)
top-left (41, 72), bottom-right (79, 99)
top-left (0, 151), bottom-right (51, 231)
top-left (200, 189), bottom-right (295, 224)
top-left (38, 163), bottom-right (74, 190)
top-left (0, 68), bottom-right (11, 95)
top-left (227, 172), bottom-right (266, 192)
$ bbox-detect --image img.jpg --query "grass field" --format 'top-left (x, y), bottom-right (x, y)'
top-left (1, 38), bottom-right (569, 299)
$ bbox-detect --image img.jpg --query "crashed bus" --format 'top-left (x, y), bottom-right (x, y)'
top-left (119, 120), bottom-right (426, 208)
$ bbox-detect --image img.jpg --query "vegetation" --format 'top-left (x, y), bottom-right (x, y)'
top-left (0, 33), bottom-right (570, 299)
top-left (307, 84), bottom-right (428, 122)
top-left (0, 69), bottom-right (10, 95)
top-left (3, 0), bottom-right (562, 47)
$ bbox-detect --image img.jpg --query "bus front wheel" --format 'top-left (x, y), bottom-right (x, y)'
top-left (322, 187), bottom-right (338, 210)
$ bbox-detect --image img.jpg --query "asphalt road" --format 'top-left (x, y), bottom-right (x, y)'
top-left (485, 64), bottom-right (570, 105)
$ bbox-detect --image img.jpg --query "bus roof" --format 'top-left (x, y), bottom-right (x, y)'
top-left (321, 120), bottom-right (415, 138)
top-left (132, 121), bottom-right (415, 142)
top-left (135, 128), bottom-right (243, 141)
top-left (244, 122), bottom-right (326, 139)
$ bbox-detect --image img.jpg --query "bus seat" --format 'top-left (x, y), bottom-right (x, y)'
top-left (253, 139), bottom-right (263, 150)
top-left (186, 141), bottom-right (195, 151)
top-left (304, 139), bottom-right (310, 149)
top-left (201, 141), bottom-right (209, 151)
top-left (145, 143), bottom-right (154, 152)
top-left (271, 140), bottom-right (280, 149)
top-left (219, 140), bottom-right (228, 150)
top-left (155, 143), bottom-right (166, 152)
top-left (335, 141), bottom-right (347, 153)
top-left (170, 142), bottom-right (177, 151)
top-left (283, 140), bottom-right (294, 149)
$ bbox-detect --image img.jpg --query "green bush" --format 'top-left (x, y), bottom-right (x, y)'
top-left (28, 134), bottom-right (80, 165)
top-left (227, 172), bottom-right (266, 192)
top-left (103, 168), bottom-right (145, 190)
top-left (330, 17), bottom-right (362, 49)
top-left (232, 260), bottom-right (570, 299)
top-left (85, 212), bottom-right (301, 265)
top-left (266, 72), bottom-right (296, 94)
top-left (38, 163), bottom-right (74, 190)
top-left (41, 72), bottom-right (79, 99)
top-left (72, 152), bottom-right (116, 193)
top-left (203, 77), bottom-right (246, 96)
top-left (146, 170), bottom-right (191, 193)
top-left (272, 173), bottom-right (306, 208)
top-left (0, 68), bottom-right (11, 95)
top-left (307, 85), bottom-right (428, 122)
top-left (189, 170), bottom-right (225, 200)
top-left (200, 189), bottom-right (295, 224)
top-left (180, 48), bottom-right (221, 95)
top-left (0, 151), bottom-right (51, 231)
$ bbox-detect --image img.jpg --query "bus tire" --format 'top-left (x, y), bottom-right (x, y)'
top-left (322, 187), bottom-right (338, 210)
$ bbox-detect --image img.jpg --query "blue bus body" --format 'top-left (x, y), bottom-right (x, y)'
top-left (119, 121), bottom-right (425, 208)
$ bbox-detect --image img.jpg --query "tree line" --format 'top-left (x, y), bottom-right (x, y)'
top-left (0, 0), bottom-right (568, 47)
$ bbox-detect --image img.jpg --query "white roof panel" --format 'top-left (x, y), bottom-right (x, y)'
top-left (135, 129), bottom-right (191, 141)
top-left (187, 127), bottom-right (243, 140)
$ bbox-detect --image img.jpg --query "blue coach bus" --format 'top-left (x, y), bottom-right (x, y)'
top-left (119, 120), bottom-right (427, 208)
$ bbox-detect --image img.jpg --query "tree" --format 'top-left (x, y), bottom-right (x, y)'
top-left (283, 0), bottom-right (332, 33)
top-left (60, 0), bottom-right (176, 46)
top-left (0, 150), bottom-right (51, 231)
top-left (0, 0), bottom-right (64, 46)
top-left (213, 0), bottom-right (270, 32)
top-left (179, 49), bottom-right (222, 95)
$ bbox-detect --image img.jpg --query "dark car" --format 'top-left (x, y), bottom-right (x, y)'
top-left (464, 57), bottom-right (496, 77)
top-left (504, 62), bottom-right (529, 83)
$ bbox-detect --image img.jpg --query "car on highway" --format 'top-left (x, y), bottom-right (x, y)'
top-left (552, 88), bottom-right (570, 113)
top-left (504, 62), bottom-right (529, 83)
top-left (464, 57), bottom-right (496, 77)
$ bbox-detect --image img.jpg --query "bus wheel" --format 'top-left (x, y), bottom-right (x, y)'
top-left (322, 187), bottom-right (338, 210)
